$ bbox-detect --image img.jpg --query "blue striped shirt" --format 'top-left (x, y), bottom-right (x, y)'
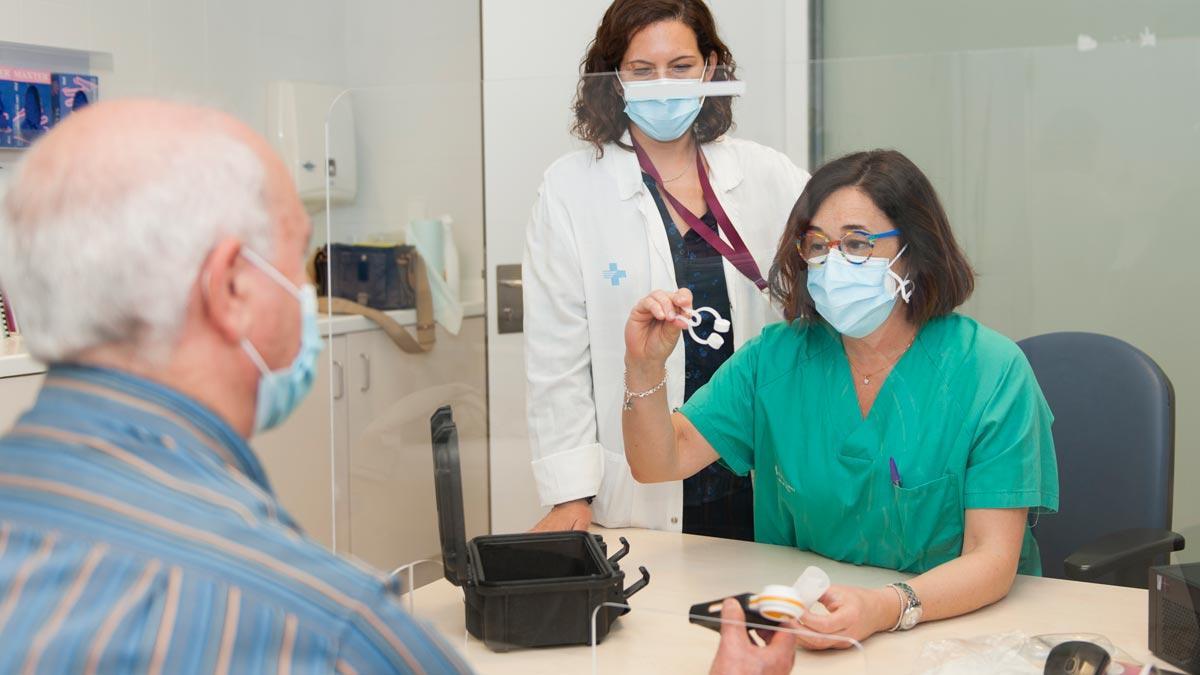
top-left (0, 365), bottom-right (472, 674)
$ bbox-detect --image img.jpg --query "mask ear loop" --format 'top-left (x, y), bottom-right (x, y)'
top-left (886, 245), bottom-right (915, 303)
top-left (204, 250), bottom-right (273, 377)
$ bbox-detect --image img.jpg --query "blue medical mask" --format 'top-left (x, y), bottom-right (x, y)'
top-left (621, 68), bottom-right (706, 142)
top-left (806, 246), bottom-right (914, 339)
top-left (240, 249), bottom-right (323, 434)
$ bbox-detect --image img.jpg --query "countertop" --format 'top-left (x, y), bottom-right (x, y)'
top-left (0, 299), bottom-right (485, 379)
top-left (410, 527), bottom-right (1168, 674)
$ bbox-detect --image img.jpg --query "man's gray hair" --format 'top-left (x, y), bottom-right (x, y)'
top-left (0, 122), bottom-right (273, 364)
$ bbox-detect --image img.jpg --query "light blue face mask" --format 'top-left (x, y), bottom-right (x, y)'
top-left (806, 246), bottom-right (914, 339)
top-left (240, 249), bottom-right (323, 434)
top-left (621, 67), bottom-right (707, 142)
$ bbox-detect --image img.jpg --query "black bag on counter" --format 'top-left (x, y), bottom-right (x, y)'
top-left (315, 243), bottom-right (418, 310)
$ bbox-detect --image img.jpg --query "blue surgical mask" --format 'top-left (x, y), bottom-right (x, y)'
top-left (240, 249), bottom-right (323, 434)
top-left (621, 68), bottom-right (706, 142)
top-left (806, 246), bottom-right (914, 338)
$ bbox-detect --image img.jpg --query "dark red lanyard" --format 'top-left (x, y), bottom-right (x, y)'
top-left (633, 138), bottom-right (768, 291)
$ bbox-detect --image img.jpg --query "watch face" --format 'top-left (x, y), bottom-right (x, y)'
top-left (900, 607), bottom-right (922, 630)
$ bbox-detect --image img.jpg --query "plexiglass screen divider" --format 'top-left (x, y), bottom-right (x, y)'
top-left (322, 81), bottom-right (489, 588)
top-left (804, 34), bottom-right (1200, 557)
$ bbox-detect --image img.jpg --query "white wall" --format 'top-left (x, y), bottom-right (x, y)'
top-left (335, 0), bottom-right (486, 298)
top-left (2, 0), bottom-right (347, 137)
top-left (2, 0), bottom-right (487, 301)
top-left (482, 0), bottom-right (808, 532)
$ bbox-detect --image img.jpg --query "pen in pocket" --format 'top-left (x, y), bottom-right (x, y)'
top-left (889, 457), bottom-right (903, 488)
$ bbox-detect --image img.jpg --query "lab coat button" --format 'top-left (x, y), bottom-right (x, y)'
top-left (670, 517), bottom-right (679, 524)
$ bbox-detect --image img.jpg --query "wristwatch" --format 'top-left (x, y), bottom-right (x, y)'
top-left (887, 582), bottom-right (922, 631)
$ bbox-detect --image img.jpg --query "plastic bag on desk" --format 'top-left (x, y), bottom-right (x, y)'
top-left (911, 631), bottom-right (1143, 675)
top-left (911, 631), bottom-right (1038, 675)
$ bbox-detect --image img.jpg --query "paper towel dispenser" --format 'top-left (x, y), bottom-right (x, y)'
top-left (267, 81), bottom-right (357, 206)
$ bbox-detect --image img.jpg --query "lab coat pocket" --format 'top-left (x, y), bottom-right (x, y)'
top-left (892, 474), bottom-right (964, 573)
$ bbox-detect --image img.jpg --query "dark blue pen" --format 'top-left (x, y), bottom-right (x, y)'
top-left (889, 457), bottom-right (903, 488)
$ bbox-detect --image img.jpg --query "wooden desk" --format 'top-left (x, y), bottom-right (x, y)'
top-left (412, 528), bottom-right (1166, 673)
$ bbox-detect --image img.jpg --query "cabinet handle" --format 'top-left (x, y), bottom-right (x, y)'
top-left (333, 360), bottom-right (344, 400)
top-left (360, 353), bottom-right (371, 393)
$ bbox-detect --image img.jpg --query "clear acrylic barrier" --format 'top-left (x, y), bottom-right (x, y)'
top-left (801, 35), bottom-right (1200, 558)
top-left (319, 80), bottom-right (489, 589)
top-left (386, 558), bottom-right (443, 614)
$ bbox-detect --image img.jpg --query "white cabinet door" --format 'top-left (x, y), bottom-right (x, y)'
top-left (344, 318), bottom-right (488, 584)
top-left (0, 373), bottom-right (45, 433)
top-left (253, 335), bottom-right (349, 550)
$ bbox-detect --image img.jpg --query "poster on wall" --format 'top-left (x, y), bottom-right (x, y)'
top-left (0, 68), bottom-right (98, 149)
top-left (52, 73), bottom-right (98, 124)
top-left (0, 68), bottom-right (52, 149)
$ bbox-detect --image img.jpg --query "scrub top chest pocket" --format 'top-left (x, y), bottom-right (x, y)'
top-left (891, 473), bottom-right (965, 573)
top-left (770, 438), bottom-right (964, 575)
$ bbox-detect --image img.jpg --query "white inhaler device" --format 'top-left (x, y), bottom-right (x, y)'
top-left (747, 566), bottom-right (832, 622)
top-left (686, 306), bottom-right (731, 350)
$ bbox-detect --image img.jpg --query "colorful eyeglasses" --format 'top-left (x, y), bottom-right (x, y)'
top-left (796, 229), bottom-right (901, 265)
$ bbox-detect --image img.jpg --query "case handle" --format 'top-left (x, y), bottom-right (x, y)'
top-left (607, 537), bottom-right (631, 566)
top-left (622, 566), bottom-right (650, 601)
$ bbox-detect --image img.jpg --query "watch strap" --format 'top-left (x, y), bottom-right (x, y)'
top-left (887, 582), bottom-right (920, 632)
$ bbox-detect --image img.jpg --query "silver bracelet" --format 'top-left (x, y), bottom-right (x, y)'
top-left (623, 368), bottom-right (668, 411)
top-left (888, 584), bottom-right (906, 632)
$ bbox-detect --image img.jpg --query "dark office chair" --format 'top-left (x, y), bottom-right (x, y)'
top-left (1019, 332), bottom-right (1184, 588)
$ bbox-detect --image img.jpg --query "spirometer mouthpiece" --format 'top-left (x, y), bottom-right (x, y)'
top-left (792, 566), bottom-right (831, 608)
top-left (746, 566), bottom-right (831, 622)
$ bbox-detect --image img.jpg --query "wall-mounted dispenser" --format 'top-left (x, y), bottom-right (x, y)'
top-left (267, 81), bottom-right (357, 206)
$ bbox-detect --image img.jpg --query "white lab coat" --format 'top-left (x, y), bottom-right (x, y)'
top-left (523, 133), bottom-right (808, 531)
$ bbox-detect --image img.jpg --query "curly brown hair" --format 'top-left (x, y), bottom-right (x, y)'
top-left (769, 150), bottom-right (976, 325)
top-left (572, 0), bottom-right (736, 157)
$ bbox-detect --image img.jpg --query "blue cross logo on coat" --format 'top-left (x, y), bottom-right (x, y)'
top-left (602, 262), bottom-right (628, 287)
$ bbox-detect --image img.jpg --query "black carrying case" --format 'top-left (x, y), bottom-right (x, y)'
top-left (430, 406), bottom-right (650, 651)
top-left (315, 243), bottom-right (419, 310)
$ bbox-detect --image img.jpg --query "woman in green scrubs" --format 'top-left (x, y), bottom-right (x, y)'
top-left (621, 149), bottom-right (1058, 648)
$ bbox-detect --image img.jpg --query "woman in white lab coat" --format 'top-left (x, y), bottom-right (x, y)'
top-left (524, 0), bottom-right (807, 537)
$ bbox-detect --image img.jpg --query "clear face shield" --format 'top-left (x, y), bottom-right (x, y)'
top-left (613, 62), bottom-right (740, 90)
top-left (580, 65), bottom-right (743, 143)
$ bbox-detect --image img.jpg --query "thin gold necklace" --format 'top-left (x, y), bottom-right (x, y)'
top-left (661, 162), bottom-right (691, 183)
top-left (850, 338), bottom-right (915, 386)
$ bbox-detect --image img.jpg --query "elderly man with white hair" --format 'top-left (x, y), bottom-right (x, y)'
top-left (0, 100), bottom-right (470, 673)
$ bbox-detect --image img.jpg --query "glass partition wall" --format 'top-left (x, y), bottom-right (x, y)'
top-left (809, 2), bottom-right (1200, 561)
top-left (250, 2), bottom-right (489, 593)
top-left (319, 80), bottom-right (489, 589)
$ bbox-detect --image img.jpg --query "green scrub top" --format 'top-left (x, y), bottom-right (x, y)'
top-left (679, 314), bottom-right (1059, 575)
